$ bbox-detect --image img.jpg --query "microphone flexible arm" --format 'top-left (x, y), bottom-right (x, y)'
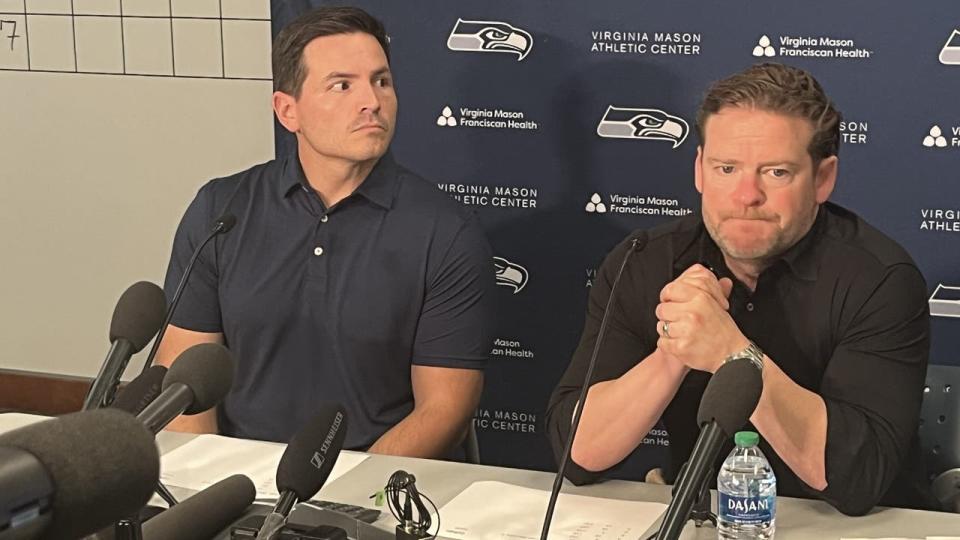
top-left (539, 236), bottom-right (643, 540)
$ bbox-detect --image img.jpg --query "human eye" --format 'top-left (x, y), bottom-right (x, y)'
top-left (330, 80), bottom-right (350, 91)
top-left (764, 168), bottom-right (793, 183)
top-left (716, 165), bottom-right (736, 175)
top-left (375, 75), bottom-right (392, 88)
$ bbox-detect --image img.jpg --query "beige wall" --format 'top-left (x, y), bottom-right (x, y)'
top-left (0, 73), bottom-right (275, 377)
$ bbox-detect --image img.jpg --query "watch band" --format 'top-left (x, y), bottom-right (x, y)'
top-left (725, 341), bottom-right (764, 372)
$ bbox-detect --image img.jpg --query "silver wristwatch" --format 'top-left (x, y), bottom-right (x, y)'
top-left (724, 341), bottom-right (764, 372)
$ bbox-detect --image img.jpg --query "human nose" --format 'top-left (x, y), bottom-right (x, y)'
top-left (731, 172), bottom-right (765, 207)
top-left (357, 81), bottom-right (381, 115)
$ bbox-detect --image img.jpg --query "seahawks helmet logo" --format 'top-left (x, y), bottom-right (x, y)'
top-left (494, 256), bottom-right (528, 294)
top-left (596, 106), bottom-right (690, 148)
top-left (447, 18), bottom-right (533, 61)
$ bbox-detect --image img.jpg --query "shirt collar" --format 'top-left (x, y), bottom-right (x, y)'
top-left (674, 207), bottom-right (827, 283)
top-left (278, 150), bottom-right (399, 211)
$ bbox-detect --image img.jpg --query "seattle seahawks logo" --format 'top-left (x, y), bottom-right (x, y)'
top-left (596, 106), bottom-right (690, 148)
top-left (493, 256), bottom-right (528, 294)
top-left (447, 18), bottom-right (533, 61)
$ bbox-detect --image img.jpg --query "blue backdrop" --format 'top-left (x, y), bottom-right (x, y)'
top-left (272, 0), bottom-right (960, 478)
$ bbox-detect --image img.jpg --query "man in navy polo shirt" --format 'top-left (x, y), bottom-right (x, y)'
top-left (155, 7), bottom-right (494, 458)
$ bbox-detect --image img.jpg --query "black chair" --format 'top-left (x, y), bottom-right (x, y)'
top-left (919, 364), bottom-right (960, 512)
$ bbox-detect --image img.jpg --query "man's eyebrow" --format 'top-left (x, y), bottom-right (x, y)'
top-left (323, 71), bottom-right (358, 81)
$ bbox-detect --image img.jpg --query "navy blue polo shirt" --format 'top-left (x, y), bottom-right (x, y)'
top-left (163, 151), bottom-right (494, 448)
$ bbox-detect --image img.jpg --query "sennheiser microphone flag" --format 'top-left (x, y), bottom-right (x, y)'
top-left (0, 408), bottom-right (160, 540)
top-left (258, 403), bottom-right (349, 540)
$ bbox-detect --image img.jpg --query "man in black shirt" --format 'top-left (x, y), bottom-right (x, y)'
top-left (156, 7), bottom-right (493, 458)
top-left (546, 63), bottom-right (931, 515)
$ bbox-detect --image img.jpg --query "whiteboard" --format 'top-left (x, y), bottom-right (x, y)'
top-left (0, 0), bottom-right (276, 377)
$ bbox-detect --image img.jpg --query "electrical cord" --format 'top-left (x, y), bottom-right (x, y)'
top-left (384, 470), bottom-right (440, 539)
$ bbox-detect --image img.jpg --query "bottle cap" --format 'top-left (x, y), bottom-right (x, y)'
top-left (734, 431), bottom-right (760, 447)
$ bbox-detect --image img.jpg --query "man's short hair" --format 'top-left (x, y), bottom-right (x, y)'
top-left (695, 63), bottom-right (842, 163)
top-left (272, 6), bottom-right (390, 98)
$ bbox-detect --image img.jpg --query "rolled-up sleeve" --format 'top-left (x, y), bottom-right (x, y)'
top-left (813, 264), bottom-right (930, 515)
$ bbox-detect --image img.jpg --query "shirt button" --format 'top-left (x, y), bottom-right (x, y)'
top-left (314, 246), bottom-right (324, 256)
top-left (746, 302), bottom-right (755, 312)
top-left (320, 215), bottom-right (329, 223)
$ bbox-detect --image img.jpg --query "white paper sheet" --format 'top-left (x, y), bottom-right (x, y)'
top-left (160, 434), bottom-right (369, 499)
top-left (436, 481), bottom-right (667, 540)
top-left (0, 413), bottom-right (50, 434)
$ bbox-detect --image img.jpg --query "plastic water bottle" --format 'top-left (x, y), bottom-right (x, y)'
top-left (717, 431), bottom-right (776, 540)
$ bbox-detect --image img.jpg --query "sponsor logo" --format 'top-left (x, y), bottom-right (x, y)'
top-left (596, 106), bottom-right (689, 148)
top-left (311, 451), bottom-right (324, 468)
top-left (590, 29), bottom-right (702, 56)
top-left (436, 104), bottom-right (539, 131)
top-left (752, 33), bottom-right (873, 59)
top-left (753, 35), bottom-right (776, 57)
top-left (474, 408), bottom-right (537, 433)
top-left (494, 256), bottom-right (528, 293)
top-left (840, 120), bottom-right (869, 145)
top-left (447, 18), bottom-right (533, 61)
top-left (436, 106), bottom-right (458, 127)
top-left (585, 192), bottom-right (695, 217)
top-left (930, 283), bottom-right (960, 318)
top-left (438, 183), bottom-right (538, 209)
top-left (923, 125), bottom-right (950, 148)
top-left (585, 193), bottom-right (607, 213)
top-left (919, 207), bottom-right (960, 233)
top-left (491, 337), bottom-right (534, 359)
top-left (940, 29), bottom-right (960, 65)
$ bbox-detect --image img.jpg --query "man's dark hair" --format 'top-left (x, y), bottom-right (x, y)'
top-left (696, 62), bottom-right (842, 163)
top-left (272, 6), bottom-right (390, 98)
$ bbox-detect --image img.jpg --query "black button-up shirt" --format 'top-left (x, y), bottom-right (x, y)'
top-left (547, 202), bottom-right (932, 515)
top-left (164, 152), bottom-right (494, 448)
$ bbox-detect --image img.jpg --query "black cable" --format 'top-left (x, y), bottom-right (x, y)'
top-left (384, 470), bottom-right (439, 539)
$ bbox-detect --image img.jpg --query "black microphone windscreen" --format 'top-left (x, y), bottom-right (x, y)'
top-left (216, 213), bottom-right (237, 233)
top-left (0, 409), bottom-right (159, 540)
top-left (142, 474), bottom-right (255, 540)
top-left (276, 403), bottom-right (348, 501)
top-left (111, 365), bottom-right (168, 415)
top-left (109, 281), bottom-right (167, 351)
top-left (163, 342), bottom-right (235, 414)
top-left (696, 357), bottom-right (763, 435)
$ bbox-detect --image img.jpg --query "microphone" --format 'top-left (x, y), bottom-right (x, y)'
top-left (0, 409), bottom-right (160, 540)
top-left (136, 342), bottom-right (235, 434)
top-left (259, 403), bottom-right (349, 540)
top-left (83, 281), bottom-right (167, 410)
top-left (141, 474), bottom-right (255, 540)
top-left (110, 365), bottom-right (168, 415)
top-left (654, 357), bottom-right (763, 540)
top-left (140, 213), bottom-right (237, 376)
top-left (540, 232), bottom-right (647, 540)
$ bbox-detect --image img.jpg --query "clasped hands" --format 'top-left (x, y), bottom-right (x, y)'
top-left (655, 264), bottom-right (750, 374)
